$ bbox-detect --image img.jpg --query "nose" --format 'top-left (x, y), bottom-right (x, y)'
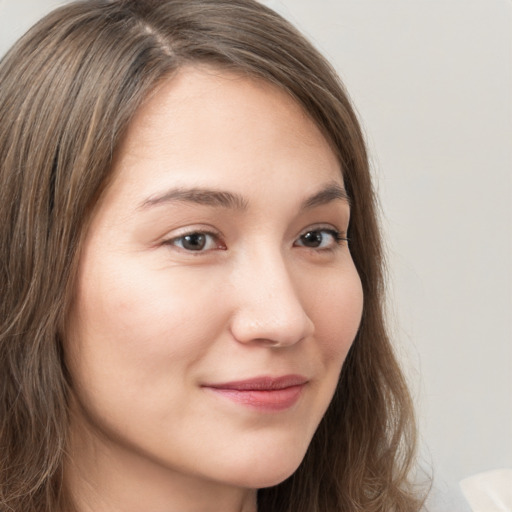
top-left (228, 249), bottom-right (314, 348)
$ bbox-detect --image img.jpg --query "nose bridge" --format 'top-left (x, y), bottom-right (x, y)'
top-left (229, 243), bottom-right (314, 346)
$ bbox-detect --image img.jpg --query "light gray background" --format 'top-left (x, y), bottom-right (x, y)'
top-left (1, 0), bottom-right (511, 500)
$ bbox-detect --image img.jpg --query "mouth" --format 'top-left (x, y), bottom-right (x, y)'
top-left (202, 375), bottom-right (308, 412)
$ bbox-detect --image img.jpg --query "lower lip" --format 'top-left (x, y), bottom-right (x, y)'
top-left (205, 385), bottom-right (305, 412)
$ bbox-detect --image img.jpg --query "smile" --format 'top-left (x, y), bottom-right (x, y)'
top-left (202, 375), bottom-right (308, 412)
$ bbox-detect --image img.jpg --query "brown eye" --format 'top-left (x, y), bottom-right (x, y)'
top-left (181, 233), bottom-right (207, 251)
top-left (295, 229), bottom-right (345, 250)
top-left (167, 232), bottom-right (223, 252)
top-left (300, 231), bottom-right (324, 248)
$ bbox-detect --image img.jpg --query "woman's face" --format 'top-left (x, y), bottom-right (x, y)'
top-left (65, 66), bottom-right (363, 506)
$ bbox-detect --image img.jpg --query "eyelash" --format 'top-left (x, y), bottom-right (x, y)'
top-left (162, 227), bottom-right (348, 253)
top-left (294, 228), bottom-right (348, 250)
top-left (163, 230), bottom-right (225, 252)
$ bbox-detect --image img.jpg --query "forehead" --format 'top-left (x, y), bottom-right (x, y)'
top-left (123, 65), bottom-right (334, 152)
top-left (105, 65), bottom-right (343, 209)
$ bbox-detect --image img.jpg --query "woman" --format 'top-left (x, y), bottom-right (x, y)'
top-left (0, 1), bottom-right (421, 511)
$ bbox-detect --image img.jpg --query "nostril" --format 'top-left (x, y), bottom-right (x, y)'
top-left (253, 337), bottom-right (293, 349)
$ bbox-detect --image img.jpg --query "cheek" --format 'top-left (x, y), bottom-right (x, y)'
top-left (73, 255), bottom-right (219, 346)
top-left (64, 259), bottom-right (233, 451)
top-left (65, 253), bottom-right (229, 405)
top-left (305, 267), bottom-right (364, 364)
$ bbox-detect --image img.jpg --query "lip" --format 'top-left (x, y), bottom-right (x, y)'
top-left (202, 375), bottom-right (308, 412)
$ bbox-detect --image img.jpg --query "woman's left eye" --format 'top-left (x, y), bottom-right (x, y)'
top-left (165, 232), bottom-right (223, 252)
top-left (294, 228), bottom-right (347, 250)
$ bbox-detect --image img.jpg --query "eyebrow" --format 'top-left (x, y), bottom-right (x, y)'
top-left (139, 187), bottom-right (248, 210)
top-left (300, 182), bottom-right (351, 209)
top-left (138, 182), bottom-right (350, 211)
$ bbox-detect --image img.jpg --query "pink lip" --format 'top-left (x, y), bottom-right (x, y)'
top-left (202, 375), bottom-right (308, 412)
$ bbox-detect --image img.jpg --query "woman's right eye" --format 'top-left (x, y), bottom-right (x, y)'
top-left (164, 232), bottom-right (225, 252)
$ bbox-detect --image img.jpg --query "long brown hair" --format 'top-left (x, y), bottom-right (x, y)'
top-left (0, 1), bottom-right (421, 510)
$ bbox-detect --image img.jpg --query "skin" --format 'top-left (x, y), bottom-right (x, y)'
top-left (64, 66), bottom-right (364, 512)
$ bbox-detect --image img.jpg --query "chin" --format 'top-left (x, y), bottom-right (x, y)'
top-left (251, 466), bottom-right (301, 490)
top-left (219, 445), bottom-right (307, 490)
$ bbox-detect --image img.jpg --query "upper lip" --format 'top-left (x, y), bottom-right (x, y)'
top-left (203, 374), bottom-right (308, 391)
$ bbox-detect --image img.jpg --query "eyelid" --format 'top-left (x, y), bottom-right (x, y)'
top-left (161, 226), bottom-right (226, 252)
top-left (298, 222), bottom-right (347, 237)
top-left (294, 224), bottom-right (348, 250)
top-left (159, 222), bottom-right (348, 254)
